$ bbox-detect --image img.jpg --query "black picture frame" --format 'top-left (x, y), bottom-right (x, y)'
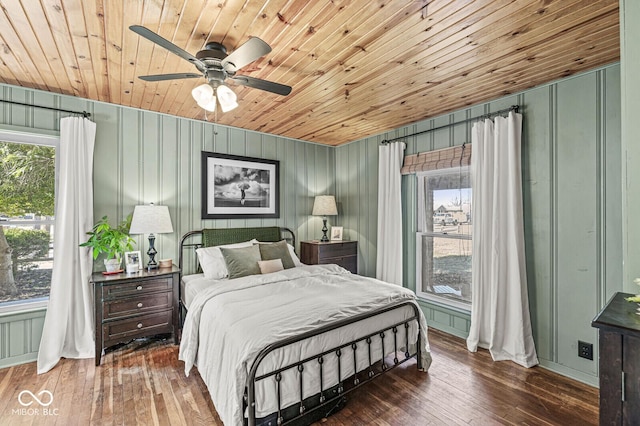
top-left (201, 151), bottom-right (280, 219)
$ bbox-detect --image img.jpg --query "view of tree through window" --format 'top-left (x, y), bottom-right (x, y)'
top-left (0, 140), bottom-right (56, 304)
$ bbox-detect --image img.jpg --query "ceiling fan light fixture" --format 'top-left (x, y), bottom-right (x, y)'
top-left (198, 97), bottom-right (217, 112)
top-left (217, 84), bottom-right (238, 112)
top-left (192, 83), bottom-right (214, 104)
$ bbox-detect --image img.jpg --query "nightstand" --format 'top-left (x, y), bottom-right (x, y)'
top-left (592, 292), bottom-right (640, 423)
top-left (300, 240), bottom-right (358, 274)
top-left (91, 265), bottom-right (180, 366)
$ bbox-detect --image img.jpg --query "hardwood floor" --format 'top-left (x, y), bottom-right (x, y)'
top-left (0, 329), bottom-right (598, 425)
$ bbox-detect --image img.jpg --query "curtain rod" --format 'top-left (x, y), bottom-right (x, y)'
top-left (0, 99), bottom-right (91, 118)
top-left (381, 105), bottom-right (519, 145)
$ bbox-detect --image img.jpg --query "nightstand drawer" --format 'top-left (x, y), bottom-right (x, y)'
top-left (103, 309), bottom-right (173, 345)
top-left (301, 240), bottom-right (358, 274)
top-left (320, 256), bottom-right (357, 273)
top-left (104, 277), bottom-right (172, 299)
top-left (317, 242), bottom-right (356, 258)
top-left (103, 291), bottom-right (172, 320)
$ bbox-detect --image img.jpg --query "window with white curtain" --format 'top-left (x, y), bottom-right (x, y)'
top-left (0, 130), bottom-right (58, 310)
top-left (416, 166), bottom-right (472, 310)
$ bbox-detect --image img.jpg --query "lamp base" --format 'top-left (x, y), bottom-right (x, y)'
top-left (320, 217), bottom-right (329, 242)
top-left (146, 234), bottom-right (158, 270)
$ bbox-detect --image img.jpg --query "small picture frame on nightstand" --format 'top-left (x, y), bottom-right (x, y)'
top-left (125, 250), bottom-right (141, 273)
top-left (330, 226), bottom-right (343, 241)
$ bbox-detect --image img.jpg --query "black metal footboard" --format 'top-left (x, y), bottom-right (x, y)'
top-left (244, 300), bottom-right (423, 426)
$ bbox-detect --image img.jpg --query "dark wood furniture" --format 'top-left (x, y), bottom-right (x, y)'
top-left (592, 292), bottom-right (640, 425)
top-left (92, 265), bottom-right (180, 366)
top-left (300, 240), bottom-right (358, 274)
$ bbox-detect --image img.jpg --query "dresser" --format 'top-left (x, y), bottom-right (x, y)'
top-left (591, 292), bottom-right (640, 424)
top-left (92, 266), bottom-right (180, 366)
top-left (300, 240), bottom-right (357, 274)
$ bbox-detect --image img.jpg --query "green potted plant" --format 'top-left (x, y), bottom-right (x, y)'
top-left (80, 215), bottom-right (135, 273)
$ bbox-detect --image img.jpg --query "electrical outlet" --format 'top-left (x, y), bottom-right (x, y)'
top-left (578, 340), bottom-right (593, 360)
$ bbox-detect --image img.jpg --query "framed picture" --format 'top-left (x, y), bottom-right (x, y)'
top-left (330, 226), bottom-right (343, 241)
top-left (201, 151), bottom-right (280, 219)
top-left (124, 250), bottom-right (141, 273)
top-left (125, 251), bottom-right (141, 266)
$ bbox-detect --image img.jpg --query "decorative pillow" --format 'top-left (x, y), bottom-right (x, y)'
top-left (220, 244), bottom-right (262, 279)
top-left (287, 244), bottom-right (303, 267)
top-left (196, 239), bottom-right (257, 279)
top-left (257, 240), bottom-right (296, 269)
top-left (258, 258), bottom-right (284, 274)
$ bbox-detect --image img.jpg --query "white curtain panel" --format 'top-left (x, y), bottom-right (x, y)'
top-left (376, 142), bottom-right (405, 285)
top-left (466, 112), bottom-right (538, 368)
top-left (37, 117), bottom-right (96, 374)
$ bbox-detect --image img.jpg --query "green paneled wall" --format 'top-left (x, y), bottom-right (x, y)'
top-left (620, 1), bottom-right (640, 294)
top-left (0, 309), bottom-right (46, 368)
top-left (0, 83), bottom-right (334, 368)
top-left (335, 63), bottom-right (622, 386)
top-left (0, 64), bottom-right (624, 386)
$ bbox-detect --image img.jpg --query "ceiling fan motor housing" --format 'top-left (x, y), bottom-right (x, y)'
top-left (197, 42), bottom-right (235, 82)
top-left (206, 69), bottom-right (227, 85)
top-left (196, 42), bottom-right (228, 60)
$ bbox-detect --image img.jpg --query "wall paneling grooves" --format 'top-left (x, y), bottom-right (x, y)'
top-left (0, 83), bottom-right (334, 367)
top-left (335, 63), bottom-right (622, 386)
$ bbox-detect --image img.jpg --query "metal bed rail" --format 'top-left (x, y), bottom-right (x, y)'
top-left (244, 300), bottom-right (423, 426)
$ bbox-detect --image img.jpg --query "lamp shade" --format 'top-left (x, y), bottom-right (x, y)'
top-left (217, 84), bottom-right (239, 112)
top-left (192, 83), bottom-right (213, 103)
top-left (312, 195), bottom-right (338, 216)
top-left (129, 204), bottom-right (174, 235)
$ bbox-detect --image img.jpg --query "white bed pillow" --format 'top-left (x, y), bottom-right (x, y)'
top-left (196, 239), bottom-right (258, 279)
top-left (287, 243), bottom-right (303, 266)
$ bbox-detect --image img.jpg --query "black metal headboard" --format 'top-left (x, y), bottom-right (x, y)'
top-left (178, 226), bottom-right (296, 277)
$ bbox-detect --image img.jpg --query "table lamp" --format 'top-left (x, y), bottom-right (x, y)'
top-left (129, 203), bottom-right (174, 269)
top-left (312, 195), bottom-right (338, 242)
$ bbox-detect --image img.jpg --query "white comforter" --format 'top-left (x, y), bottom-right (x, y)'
top-left (179, 264), bottom-right (432, 425)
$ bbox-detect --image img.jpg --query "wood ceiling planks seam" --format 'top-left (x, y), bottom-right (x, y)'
top-left (0, 0), bottom-right (620, 146)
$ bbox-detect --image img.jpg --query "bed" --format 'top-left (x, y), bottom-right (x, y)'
top-left (177, 227), bottom-right (432, 426)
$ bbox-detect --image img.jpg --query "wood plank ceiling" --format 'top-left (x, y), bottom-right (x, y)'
top-left (0, 0), bottom-right (620, 146)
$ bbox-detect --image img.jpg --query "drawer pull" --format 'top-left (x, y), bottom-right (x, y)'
top-left (136, 285), bottom-right (143, 291)
top-left (137, 323), bottom-right (143, 329)
top-left (137, 302), bottom-right (143, 308)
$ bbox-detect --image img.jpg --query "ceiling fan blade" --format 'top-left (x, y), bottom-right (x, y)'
top-left (222, 37), bottom-right (272, 73)
top-left (130, 25), bottom-right (205, 68)
top-left (138, 73), bottom-right (202, 82)
top-left (230, 75), bottom-right (292, 96)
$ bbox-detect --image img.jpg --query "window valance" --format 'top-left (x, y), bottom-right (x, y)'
top-left (401, 144), bottom-right (471, 175)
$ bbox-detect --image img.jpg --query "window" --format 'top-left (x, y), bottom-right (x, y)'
top-left (0, 130), bottom-right (58, 309)
top-left (416, 166), bottom-right (472, 310)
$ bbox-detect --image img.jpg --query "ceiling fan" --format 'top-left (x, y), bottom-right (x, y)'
top-left (129, 25), bottom-right (292, 113)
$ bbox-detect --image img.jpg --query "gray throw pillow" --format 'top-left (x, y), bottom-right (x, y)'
top-left (220, 244), bottom-right (262, 279)
top-left (257, 240), bottom-right (295, 269)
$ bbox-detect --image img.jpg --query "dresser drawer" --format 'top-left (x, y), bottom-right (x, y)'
top-left (103, 291), bottom-right (172, 320)
top-left (301, 241), bottom-right (358, 274)
top-left (317, 242), bottom-right (356, 258)
top-left (103, 277), bottom-right (172, 299)
top-left (103, 309), bottom-right (173, 346)
top-left (320, 255), bottom-right (357, 273)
